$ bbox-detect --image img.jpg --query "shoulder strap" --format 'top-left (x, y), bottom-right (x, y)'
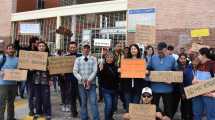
top-left (0, 54), bottom-right (6, 70)
top-left (208, 63), bottom-right (214, 78)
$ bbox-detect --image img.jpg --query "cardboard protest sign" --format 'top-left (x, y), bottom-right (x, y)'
top-left (18, 50), bottom-right (48, 71)
top-left (135, 25), bottom-right (156, 45)
top-left (191, 43), bottom-right (209, 52)
top-left (129, 104), bottom-right (156, 120)
top-left (121, 59), bottom-right (146, 78)
top-left (48, 56), bottom-right (75, 75)
top-left (3, 69), bottom-right (28, 81)
top-left (150, 71), bottom-right (183, 83)
top-left (184, 77), bottom-right (215, 99)
top-left (191, 28), bottom-right (210, 38)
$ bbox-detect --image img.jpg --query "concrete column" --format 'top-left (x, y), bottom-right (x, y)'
top-left (56, 16), bottom-right (61, 49)
top-left (70, 0), bottom-right (77, 41)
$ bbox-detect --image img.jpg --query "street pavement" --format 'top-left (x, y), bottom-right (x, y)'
top-left (13, 88), bottom-right (183, 120)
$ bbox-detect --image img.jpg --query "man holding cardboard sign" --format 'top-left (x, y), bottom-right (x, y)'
top-left (123, 87), bottom-right (170, 120)
top-left (147, 42), bottom-right (177, 119)
top-left (0, 44), bottom-right (19, 120)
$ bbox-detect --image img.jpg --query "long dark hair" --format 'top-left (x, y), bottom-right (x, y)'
top-left (145, 45), bottom-right (154, 57)
top-left (177, 53), bottom-right (189, 69)
top-left (128, 44), bottom-right (141, 58)
top-left (37, 41), bottom-right (50, 55)
top-left (199, 47), bottom-right (214, 60)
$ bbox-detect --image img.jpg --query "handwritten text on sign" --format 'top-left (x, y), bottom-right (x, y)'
top-left (129, 104), bottom-right (156, 120)
top-left (3, 69), bottom-right (28, 81)
top-left (184, 77), bottom-right (215, 99)
top-left (18, 50), bottom-right (48, 71)
top-left (94, 39), bottom-right (111, 47)
top-left (121, 59), bottom-right (146, 78)
top-left (150, 71), bottom-right (183, 83)
top-left (135, 25), bottom-right (156, 45)
top-left (48, 56), bottom-right (75, 75)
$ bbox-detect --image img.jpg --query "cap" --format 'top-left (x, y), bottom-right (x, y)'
top-left (141, 87), bottom-right (152, 95)
top-left (157, 42), bottom-right (167, 50)
top-left (83, 42), bottom-right (90, 49)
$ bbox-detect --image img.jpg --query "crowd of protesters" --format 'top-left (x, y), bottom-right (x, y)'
top-left (0, 36), bottom-right (215, 120)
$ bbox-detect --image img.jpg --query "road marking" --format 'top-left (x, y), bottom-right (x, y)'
top-left (22, 116), bottom-right (46, 120)
top-left (15, 99), bottom-right (27, 109)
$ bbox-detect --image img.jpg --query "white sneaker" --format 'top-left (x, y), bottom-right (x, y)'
top-left (65, 105), bottom-right (71, 112)
top-left (61, 105), bottom-right (66, 112)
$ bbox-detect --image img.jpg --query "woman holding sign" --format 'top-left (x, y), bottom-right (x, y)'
top-left (121, 44), bottom-right (148, 112)
top-left (176, 53), bottom-right (193, 120)
top-left (192, 47), bottom-right (215, 120)
top-left (32, 41), bottom-right (52, 120)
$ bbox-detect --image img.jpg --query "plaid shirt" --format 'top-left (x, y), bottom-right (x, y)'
top-left (73, 55), bottom-right (97, 85)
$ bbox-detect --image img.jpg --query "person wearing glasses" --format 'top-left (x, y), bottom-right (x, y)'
top-left (123, 87), bottom-right (170, 120)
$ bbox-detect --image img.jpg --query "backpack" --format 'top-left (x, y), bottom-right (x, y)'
top-left (0, 54), bottom-right (6, 70)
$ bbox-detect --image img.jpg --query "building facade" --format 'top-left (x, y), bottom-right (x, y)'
top-left (11, 0), bottom-right (215, 54)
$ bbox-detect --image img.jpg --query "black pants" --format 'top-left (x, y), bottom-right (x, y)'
top-left (172, 91), bottom-right (181, 117)
top-left (70, 79), bottom-right (81, 115)
top-left (0, 85), bottom-right (17, 120)
top-left (181, 98), bottom-right (193, 120)
top-left (27, 82), bottom-right (35, 113)
top-left (152, 93), bottom-right (173, 119)
top-left (34, 85), bottom-right (51, 116)
top-left (59, 76), bottom-right (71, 105)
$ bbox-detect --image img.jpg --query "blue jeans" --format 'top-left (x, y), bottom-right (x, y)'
top-left (18, 81), bottom-right (26, 96)
top-left (192, 96), bottom-right (215, 120)
top-left (78, 84), bottom-right (100, 120)
top-left (102, 88), bottom-right (116, 120)
top-left (124, 90), bottom-right (141, 112)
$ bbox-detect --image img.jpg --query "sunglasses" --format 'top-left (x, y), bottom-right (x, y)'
top-left (142, 94), bottom-right (152, 98)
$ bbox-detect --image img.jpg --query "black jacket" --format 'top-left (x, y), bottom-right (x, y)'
top-left (100, 63), bottom-right (119, 90)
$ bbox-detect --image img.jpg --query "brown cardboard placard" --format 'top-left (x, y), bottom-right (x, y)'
top-left (48, 56), bottom-right (76, 75)
top-left (3, 69), bottom-right (28, 81)
top-left (191, 43), bottom-right (209, 52)
top-left (184, 78), bottom-right (215, 99)
top-left (135, 25), bottom-right (156, 45)
top-left (121, 59), bottom-right (146, 78)
top-left (18, 50), bottom-right (48, 71)
top-left (150, 71), bottom-right (183, 83)
top-left (129, 104), bottom-right (156, 120)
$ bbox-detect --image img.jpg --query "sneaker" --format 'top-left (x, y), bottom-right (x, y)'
top-left (72, 111), bottom-right (78, 118)
top-left (33, 115), bottom-right (40, 120)
top-left (61, 105), bottom-right (66, 112)
top-left (65, 105), bottom-right (70, 112)
top-left (45, 116), bottom-right (52, 120)
top-left (29, 111), bottom-right (35, 116)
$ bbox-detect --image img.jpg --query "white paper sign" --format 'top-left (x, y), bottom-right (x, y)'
top-left (94, 39), bottom-right (111, 47)
top-left (20, 23), bottom-right (41, 35)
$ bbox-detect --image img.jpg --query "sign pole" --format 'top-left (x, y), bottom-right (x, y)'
top-left (101, 47), bottom-right (103, 60)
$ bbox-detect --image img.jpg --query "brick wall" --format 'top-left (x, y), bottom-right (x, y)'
top-left (128, 0), bottom-right (215, 47)
top-left (16, 0), bottom-right (36, 12)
